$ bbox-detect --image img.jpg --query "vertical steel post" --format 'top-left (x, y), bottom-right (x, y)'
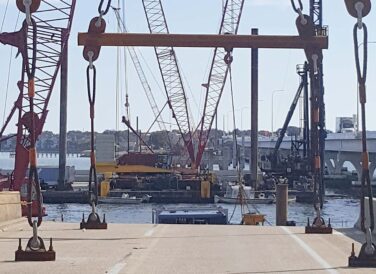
top-left (303, 63), bottom-right (310, 158)
top-left (310, 0), bottom-right (326, 196)
top-left (58, 29), bottom-right (68, 190)
top-left (136, 116), bottom-right (139, 152)
top-left (127, 129), bottom-right (130, 153)
top-left (276, 183), bottom-right (288, 226)
top-left (250, 28), bottom-right (259, 190)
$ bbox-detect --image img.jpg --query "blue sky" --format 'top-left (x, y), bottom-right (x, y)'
top-left (0, 0), bottom-right (375, 134)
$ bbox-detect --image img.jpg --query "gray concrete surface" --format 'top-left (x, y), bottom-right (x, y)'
top-left (0, 220), bottom-right (374, 274)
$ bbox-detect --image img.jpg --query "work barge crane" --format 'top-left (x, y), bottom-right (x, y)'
top-left (78, 0), bottom-right (376, 267)
top-left (0, 0), bottom-right (374, 268)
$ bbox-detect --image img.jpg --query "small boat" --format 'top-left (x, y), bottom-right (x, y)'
top-left (214, 185), bottom-right (275, 205)
top-left (98, 193), bottom-right (151, 204)
top-left (214, 195), bottom-right (274, 205)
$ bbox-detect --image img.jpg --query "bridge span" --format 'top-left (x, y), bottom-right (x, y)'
top-left (237, 132), bottom-right (376, 180)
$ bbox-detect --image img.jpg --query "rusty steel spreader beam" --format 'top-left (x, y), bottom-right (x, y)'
top-left (78, 33), bottom-right (328, 49)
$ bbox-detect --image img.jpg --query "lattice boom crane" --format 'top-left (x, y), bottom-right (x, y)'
top-left (195, 0), bottom-right (245, 167)
top-left (142, 0), bottom-right (195, 164)
top-left (113, 7), bottom-right (167, 133)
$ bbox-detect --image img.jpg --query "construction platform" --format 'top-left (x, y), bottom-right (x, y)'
top-left (0, 219), bottom-right (374, 273)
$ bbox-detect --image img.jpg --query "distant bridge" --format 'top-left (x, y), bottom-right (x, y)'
top-left (233, 132), bottom-right (376, 180)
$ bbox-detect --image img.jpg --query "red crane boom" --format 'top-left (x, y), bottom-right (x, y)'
top-left (141, 0), bottom-right (195, 165)
top-left (196, 0), bottom-right (245, 167)
top-left (0, 1), bottom-right (76, 202)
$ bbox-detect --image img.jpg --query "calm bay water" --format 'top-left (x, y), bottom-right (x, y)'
top-left (44, 198), bottom-right (360, 227)
top-left (0, 152), bottom-right (362, 227)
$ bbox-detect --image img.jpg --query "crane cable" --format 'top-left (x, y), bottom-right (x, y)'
top-left (0, 0), bottom-right (10, 32)
top-left (225, 50), bottom-right (265, 223)
top-left (2, 11), bottom-right (20, 128)
top-left (112, 6), bottom-right (174, 151)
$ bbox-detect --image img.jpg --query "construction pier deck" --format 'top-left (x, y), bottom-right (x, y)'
top-left (0, 219), bottom-right (373, 273)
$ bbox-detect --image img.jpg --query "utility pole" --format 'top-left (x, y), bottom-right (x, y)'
top-left (250, 28), bottom-right (259, 190)
top-left (58, 29), bottom-right (68, 190)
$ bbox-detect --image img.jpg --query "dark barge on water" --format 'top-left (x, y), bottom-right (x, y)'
top-left (152, 206), bottom-right (228, 225)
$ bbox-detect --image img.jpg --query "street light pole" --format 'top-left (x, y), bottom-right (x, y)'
top-left (271, 90), bottom-right (285, 138)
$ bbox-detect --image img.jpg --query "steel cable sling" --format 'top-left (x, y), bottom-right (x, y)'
top-left (15, 0), bottom-right (43, 229)
top-left (24, 17), bottom-right (42, 228)
top-left (345, 0), bottom-right (376, 267)
top-left (80, 0), bottom-right (112, 229)
top-left (353, 11), bottom-right (374, 237)
top-left (15, 0), bottom-right (57, 261)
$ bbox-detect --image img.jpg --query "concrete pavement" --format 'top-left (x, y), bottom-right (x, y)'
top-left (0, 220), bottom-right (374, 274)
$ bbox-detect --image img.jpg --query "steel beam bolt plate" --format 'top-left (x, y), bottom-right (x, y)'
top-left (15, 237), bottom-right (55, 261)
top-left (305, 217), bottom-right (333, 234)
top-left (349, 242), bottom-right (376, 267)
top-left (80, 212), bottom-right (107, 230)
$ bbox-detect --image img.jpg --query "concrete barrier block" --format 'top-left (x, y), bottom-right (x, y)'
top-left (0, 192), bottom-right (21, 223)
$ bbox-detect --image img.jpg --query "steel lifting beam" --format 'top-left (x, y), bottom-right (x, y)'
top-left (78, 33), bottom-right (328, 49)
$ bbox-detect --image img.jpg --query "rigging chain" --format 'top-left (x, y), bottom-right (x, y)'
top-left (353, 21), bottom-right (374, 234)
top-left (23, 18), bottom-right (42, 227)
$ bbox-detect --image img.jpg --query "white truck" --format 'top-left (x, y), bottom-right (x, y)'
top-left (336, 116), bottom-right (356, 133)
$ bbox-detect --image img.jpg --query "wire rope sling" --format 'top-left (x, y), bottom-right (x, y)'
top-left (14, 0), bottom-right (56, 261)
top-left (345, 0), bottom-right (376, 267)
top-left (79, 0), bottom-right (112, 230)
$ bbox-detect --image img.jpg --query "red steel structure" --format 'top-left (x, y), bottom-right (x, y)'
top-left (196, 0), bottom-right (245, 167)
top-left (0, 0), bottom-right (76, 213)
top-left (142, 0), bottom-right (245, 169)
top-left (142, 0), bottom-right (196, 165)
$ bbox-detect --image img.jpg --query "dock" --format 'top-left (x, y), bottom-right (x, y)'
top-left (0, 219), bottom-right (373, 273)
